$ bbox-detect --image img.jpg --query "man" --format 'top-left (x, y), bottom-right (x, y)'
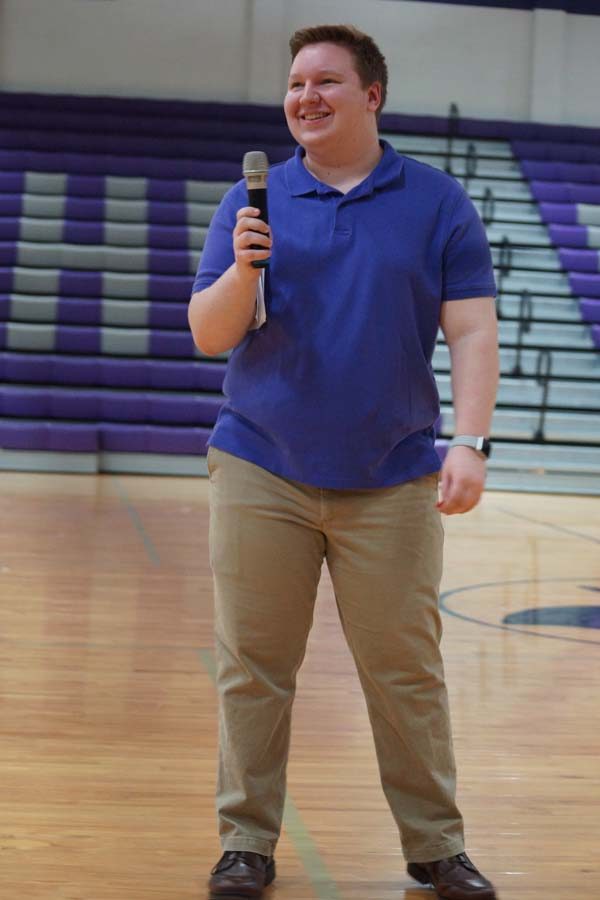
top-left (188, 24), bottom-right (499, 900)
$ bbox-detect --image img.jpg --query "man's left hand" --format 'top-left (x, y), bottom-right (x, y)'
top-left (436, 445), bottom-right (487, 515)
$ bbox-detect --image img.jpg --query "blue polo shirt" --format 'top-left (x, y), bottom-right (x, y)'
top-left (192, 140), bottom-right (496, 489)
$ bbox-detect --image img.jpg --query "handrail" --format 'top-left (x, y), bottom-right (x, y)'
top-left (445, 102), bottom-right (460, 175)
top-left (511, 289), bottom-right (532, 376)
top-left (497, 235), bottom-right (513, 307)
top-left (464, 141), bottom-right (478, 192)
top-left (533, 348), bottom-right (553, 441)
top-left (481, 187), bottom-right (495, 226)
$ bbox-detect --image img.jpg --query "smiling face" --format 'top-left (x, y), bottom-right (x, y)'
top-left (284, 42), bottom-right (381, 155)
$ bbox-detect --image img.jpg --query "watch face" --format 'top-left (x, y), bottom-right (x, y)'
top-left (482, 439), bottom-right (492, 458)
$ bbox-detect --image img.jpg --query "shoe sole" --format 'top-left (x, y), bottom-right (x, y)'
top-left (406, 863), bottom-right (497, 900)
top-left (208, 859), bottom-right (276, 900)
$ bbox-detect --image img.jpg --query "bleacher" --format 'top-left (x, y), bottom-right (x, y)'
top-left (0, 91), bottom-right (599, 492)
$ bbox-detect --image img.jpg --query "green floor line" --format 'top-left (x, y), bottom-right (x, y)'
top-left (197, 647), bottom-right (341, 900)
top-left (111, 475), bottom-right (161, 566)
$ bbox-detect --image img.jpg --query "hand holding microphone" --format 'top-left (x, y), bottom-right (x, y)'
top-left (233, 151), bottom-right (271, 275)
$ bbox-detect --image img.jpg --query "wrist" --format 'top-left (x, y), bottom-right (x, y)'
top-left (449, 435), bottom-right (492, 459)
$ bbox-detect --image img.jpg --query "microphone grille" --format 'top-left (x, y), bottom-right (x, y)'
top-left (243, 150), bottom-right (269, 175)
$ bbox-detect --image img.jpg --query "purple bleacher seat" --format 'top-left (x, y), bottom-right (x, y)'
top-left (0, 420), bottom-right (46, 449)
top-left (512, 140), bottom-right (600, 164)
top-left (0, 107), bottom-right (291, 146)
top-left (53, 356), bottom-right (100, 384)
top-left (49, 423), bottom-right (99, 451)
top-left (0, 269), bottom-right (14, 292)
top-left (148, 274), bottom-right (193, 301)
top-left (0, 386), bottom-right (49, 417)
top-left (0, 219), bottom-right (20, 241)
top-left (100, 358), bottom-right (149, 387)
top-left (539, 203), bottom-right (577, 225)
top-left (148, 180), bottom-right (187, 202)
top-left (59, 270), bottom-right (103, 297)
top-left (520, 160), bottom-right (600, 184)
top-left (64, 220), bottom-right (104, 244)
top-left (559, 248), bottom-right (599, 272)
top-left (0, 244), bottom-right (18, 266)
top-left (0, 127), bottom-right (294, 165)
top-left (57, 297), bottom-right (103, 324)
top-left (0, 322), bottom-right (6, 348)
top-left (592, 325), bottom-right (600, 348)
top-left (56, 325), bottom-right (101, 353)
top-left (66, 174), bottom-right (106, 197)
top-left (548, 225), bottom-right (588, 248)
top-left (148, 359), bottom-right (226, 391)
top-left (0, 195), bottom-right (23, 216)
top-left (149, 394), bottom-right (223, 424)
top-left (65, 197), bottom-right (105, 220)
top-left (0, 295), bottom-right (10, 319)
top-left (148, 225), bottom-right (191, 249)
top-left (148, 201), bottom-right (187, 226)
top-left (568, 185), bottom-right (600, 204)
top-left (149, 330), bottom-right (196, 357)
top-left (100, 423), bottom-right (210, 454)
top-left (579, 299), bottom-right (600, 323)
top-left (149, 303), bottom-right (188, 328)
top-left (148, 426), bottom-right (210, 454)
top-left (101, 392), bottom-right (146, 422)
top-left (1, 351), bottom-right (53, 382)
top-left (0, 147), bottom-right (243, 181)
top-left (569, 273), bottom-right (600, 297)
top-left (0, 420), bottom-right (98, 451)
top-left (531, 182), bottom-right (600, 204)
top-left (0, 352), bottom-right (227, 391)
top-left (148, 249), bottom-right (191, 275)
top-left (0, 172), bottom-right (25, 192)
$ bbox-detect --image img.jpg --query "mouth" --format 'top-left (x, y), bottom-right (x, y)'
top-left (300, 111), bottom-right (331, 123)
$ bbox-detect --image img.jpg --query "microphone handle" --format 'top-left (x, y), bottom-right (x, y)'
top-left (247, 187), bottom-right (269, 269)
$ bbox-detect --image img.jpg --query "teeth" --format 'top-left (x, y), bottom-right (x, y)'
top-left (304, 113), bottom-right (329, 120)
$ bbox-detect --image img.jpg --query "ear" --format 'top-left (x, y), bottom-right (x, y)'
top-left (367, 82), bottom-right (382, 113)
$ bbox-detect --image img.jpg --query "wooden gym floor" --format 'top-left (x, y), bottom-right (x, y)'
top-left (0, 471), bottom-right (598, 900)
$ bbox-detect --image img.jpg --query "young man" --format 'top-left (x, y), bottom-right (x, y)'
top-left (189, 24), bottom-right (499, 900)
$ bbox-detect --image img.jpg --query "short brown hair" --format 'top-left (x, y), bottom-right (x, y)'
top-left (289, 24), bottom-right (388, 121)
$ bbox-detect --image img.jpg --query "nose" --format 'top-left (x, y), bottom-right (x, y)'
top-left (299, 81), bottom-right (319, 104)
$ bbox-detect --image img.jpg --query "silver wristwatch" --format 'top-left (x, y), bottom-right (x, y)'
top-left (449, 435), bottom-right (492, 459)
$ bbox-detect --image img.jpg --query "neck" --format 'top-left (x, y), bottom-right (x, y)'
top-left (303, 134), bottom-right (383, 191)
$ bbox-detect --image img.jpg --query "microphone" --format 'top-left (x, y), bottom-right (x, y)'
top-left (243, 150), bottom-right (270, 269)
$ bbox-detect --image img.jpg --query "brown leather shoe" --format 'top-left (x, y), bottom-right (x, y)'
top-left (208, 850), bottom-right (276, 899)
top-left (407, 852), bottom-right (497, 899)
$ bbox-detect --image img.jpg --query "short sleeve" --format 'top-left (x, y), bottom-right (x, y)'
top-left (191, 182), bottom-right (243, 294)
top-left (442, 189), bottom-right (497, 301)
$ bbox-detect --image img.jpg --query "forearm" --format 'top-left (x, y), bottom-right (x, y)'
top-left (447, 324), bottom-right (499, 435)
top-left (188, 262), bottom-right (259, 356)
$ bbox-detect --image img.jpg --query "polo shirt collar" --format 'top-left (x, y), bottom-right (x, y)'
top-left (285, 140), bottom-right (404, 198)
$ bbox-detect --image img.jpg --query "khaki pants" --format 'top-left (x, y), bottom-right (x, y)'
top-left (207, 446), bottom-right (464, 864)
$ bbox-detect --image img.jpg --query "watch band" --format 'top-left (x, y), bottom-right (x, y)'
top-left (449, 435), bottom-right (492, 458)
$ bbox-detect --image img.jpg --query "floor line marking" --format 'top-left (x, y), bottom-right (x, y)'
top-left (111, 475), bottom-right (161, 566)
top-left (441, 576), bottom-right (600, 647)
top-left (492, 504), bottom-right (600, 545)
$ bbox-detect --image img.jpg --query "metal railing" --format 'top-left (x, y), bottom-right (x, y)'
top-left (445, 103), bottom-right (460, 175)
top-left (496, 235), bottom-right (512, 312)
top-left (481, 186), bottom-right (496, 227)
top-left (510, 289), bottom-right (532, 375)
top-left (464, 142), bottom-right (478, 192)
top-left (533, 348), bottom-right (553, 441)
